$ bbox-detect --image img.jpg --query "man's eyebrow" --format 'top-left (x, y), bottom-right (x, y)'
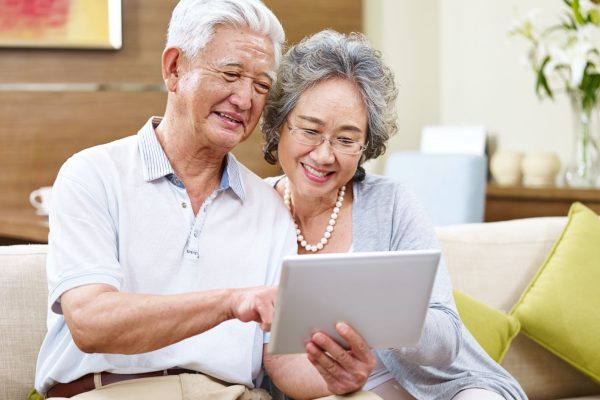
top-left (219, 61), bottom-right (243, 69)
top-left (217, 61), bottom-right (275, 82)
top-left (296, 115), bottom-right (363, 133)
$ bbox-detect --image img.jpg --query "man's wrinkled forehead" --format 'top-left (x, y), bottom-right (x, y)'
top-left (201, 24), bottom-right (276, 79)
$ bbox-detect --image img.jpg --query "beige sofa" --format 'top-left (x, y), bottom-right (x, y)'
top-left (437, 217), bottom-right (600, 400)
top-left (1, 217), bottom-right (599, 399)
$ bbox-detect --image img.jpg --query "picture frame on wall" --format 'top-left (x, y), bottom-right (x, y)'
top-left (0, 0), bottom-right (122, 50)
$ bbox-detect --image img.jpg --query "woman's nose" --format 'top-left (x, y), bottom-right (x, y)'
top-left (310, 139), bottom-right (335, 163)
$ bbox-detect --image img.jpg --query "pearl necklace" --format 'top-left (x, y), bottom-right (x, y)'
top-left (283, 177), bottom-right (346, 253)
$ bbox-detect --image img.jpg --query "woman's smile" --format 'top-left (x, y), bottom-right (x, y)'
top-left (301, 162), bottom-right (333, 182)
top-left (278, 77), bottom-right (368, 199)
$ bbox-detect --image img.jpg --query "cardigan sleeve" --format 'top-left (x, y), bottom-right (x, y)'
top-left (354, 176), bottom-right (462, 366)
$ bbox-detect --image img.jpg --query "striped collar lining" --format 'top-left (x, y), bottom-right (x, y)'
top-left (137, 117), bottom-right (245, 201)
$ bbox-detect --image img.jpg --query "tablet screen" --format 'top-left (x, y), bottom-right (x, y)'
top-left (268, 249), bottom-right (441, 354)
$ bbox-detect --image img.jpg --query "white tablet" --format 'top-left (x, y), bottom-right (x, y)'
top-left (267, 250), bottom-right (441, 354)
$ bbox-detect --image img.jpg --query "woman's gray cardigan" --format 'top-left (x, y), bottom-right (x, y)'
top-left (266, 174), bottom-right (527, 400)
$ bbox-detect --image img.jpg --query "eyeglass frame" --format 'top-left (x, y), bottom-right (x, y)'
top-left (286, 123), bottom-right (368, 155)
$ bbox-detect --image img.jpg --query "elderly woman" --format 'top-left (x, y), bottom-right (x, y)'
top-left (261, 30), bottom-right (526, 400)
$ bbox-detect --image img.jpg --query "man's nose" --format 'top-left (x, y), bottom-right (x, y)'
top-left (230, 78), bottom-right (253, 110)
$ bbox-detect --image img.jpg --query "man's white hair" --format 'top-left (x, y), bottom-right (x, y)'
top-left (166, 0), bottom-right (285, 68)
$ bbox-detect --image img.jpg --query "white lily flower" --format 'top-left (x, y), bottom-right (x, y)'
top-left (569, 45), bottom-right (589, 88)
top-left (544, 45), bottom-right (569, 76)
top-left (577, 25), bottom-right (600, 61)
top-left (510, 9), bottom-right (542, 40)
top-left (511, 1), bottom-right (600, 99)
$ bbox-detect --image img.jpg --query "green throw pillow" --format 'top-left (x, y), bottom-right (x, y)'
top-left (511, 202), bottom-right (600, 383)
top-left (27, 388), bottom-right (43, 400)
top-left (453, 289), bottom-right (520, 363)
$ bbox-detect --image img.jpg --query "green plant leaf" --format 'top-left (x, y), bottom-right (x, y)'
top-left (581, 71), bottom-right (600, 110)
top-left (536, 57), bottom-right (554, 99)
top-left (589, 9), bottom-right (600, 25)
top-left (558, 14), bottom-right (577, 30)
top-left (572, 0), bottom-right (586, 25)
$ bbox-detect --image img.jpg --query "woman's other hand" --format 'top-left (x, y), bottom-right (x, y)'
top-left (305, 322), bottom-right (377, 394)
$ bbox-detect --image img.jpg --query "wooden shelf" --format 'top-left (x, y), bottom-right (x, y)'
top-left (0, 208), bottom-right (49, 243)
top-left (485, 184), bottom-right (600, 221)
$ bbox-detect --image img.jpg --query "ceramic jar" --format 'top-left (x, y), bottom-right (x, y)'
top-left (490, 151), bottom-right (524, 186)
top-left (521, 152), bottom-right (561, 187)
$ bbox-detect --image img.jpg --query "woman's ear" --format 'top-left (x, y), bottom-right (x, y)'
top-left (162, 47), bottom-right (183, 92)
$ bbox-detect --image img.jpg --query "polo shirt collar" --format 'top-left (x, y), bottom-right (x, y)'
top-left (137, 117), bottom-right (246, 201)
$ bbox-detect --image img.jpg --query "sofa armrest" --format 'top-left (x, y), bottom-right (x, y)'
top-left (0, 245), bottom-right (48, 399)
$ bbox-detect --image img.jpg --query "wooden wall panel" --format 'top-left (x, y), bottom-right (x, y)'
top-left (0, 1), bottom-right (177, 83)
top-left (0, 0), bottom-right (361, 214)
top-left (266, 0), bottom-right (362, 44)
top-left (0, 92), bottom-right (167, 208)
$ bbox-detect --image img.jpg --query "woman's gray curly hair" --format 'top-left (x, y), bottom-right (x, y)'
top-left (261, 29), bottom-right (398, 181)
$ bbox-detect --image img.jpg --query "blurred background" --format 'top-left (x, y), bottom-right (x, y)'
top-left (0, 0), bottom-right (597, 244)
top-left (365, 0), bottom-right (572, 173)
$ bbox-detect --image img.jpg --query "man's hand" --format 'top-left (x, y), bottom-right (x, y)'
top-left (305, 322), bottom-right (376, 394)
top-left (229, 286), bottom-right (277, 331)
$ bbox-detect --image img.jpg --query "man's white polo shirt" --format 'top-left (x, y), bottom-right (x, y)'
top-left (35, 117), bottom-right (297, 395)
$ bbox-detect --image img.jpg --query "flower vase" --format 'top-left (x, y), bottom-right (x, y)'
top-left (564, 94), bottom-right (600, 188)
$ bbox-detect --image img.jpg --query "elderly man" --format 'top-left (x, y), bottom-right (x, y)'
top-left (34, 0), bottom-right (296, 398)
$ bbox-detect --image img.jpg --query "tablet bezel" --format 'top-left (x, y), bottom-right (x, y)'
top-left (267, 249), bottom-right (441, 354)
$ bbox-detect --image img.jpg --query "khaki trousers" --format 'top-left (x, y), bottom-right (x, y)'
top-left (46, 373), bottom-right (383, 400)
top-left (47, 373), bottom-right (272, 400)
top-left (47, 375), bottom-right (505, 400)
top-left (317, 391), bottom-right (383, 400)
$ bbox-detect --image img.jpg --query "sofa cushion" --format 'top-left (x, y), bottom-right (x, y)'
top-left (437, 217), bottom-right (600, 399)
top-left (0, 245), bottom-right (48, 400)
top-left (436, 216), bottom-right (567, 312)
top-left (454, 289), bottom-right (519, 363)
top-left (511, 202), bottom-right (600, 383)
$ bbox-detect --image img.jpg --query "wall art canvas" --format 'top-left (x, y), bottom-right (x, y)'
top-left (0, 0), bottom-right (121, 49)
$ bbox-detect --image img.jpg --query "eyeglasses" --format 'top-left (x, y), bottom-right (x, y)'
top-left (287, 124), bottom-right (367, 155)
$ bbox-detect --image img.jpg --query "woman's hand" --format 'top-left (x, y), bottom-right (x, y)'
top-left (305, 322), bottom-right (377, 394)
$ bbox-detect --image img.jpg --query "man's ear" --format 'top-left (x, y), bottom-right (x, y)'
top-left (162, 47), bottom-right (184, 92)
